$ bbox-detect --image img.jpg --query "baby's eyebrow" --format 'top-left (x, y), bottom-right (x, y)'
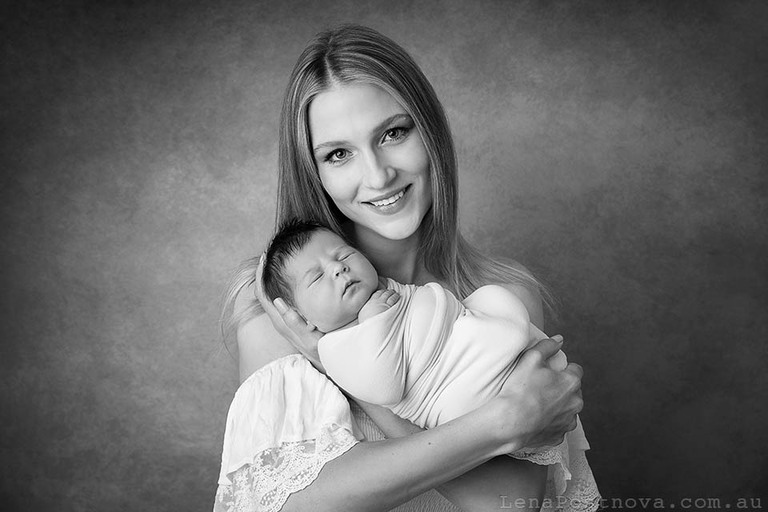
top-left (301, 264), bottom-right (322, 283)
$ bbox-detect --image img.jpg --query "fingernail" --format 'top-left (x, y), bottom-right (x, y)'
top-left (274, 298), bottom-right (287, 314)
top-left (552, 334), bottom-right (564, 342)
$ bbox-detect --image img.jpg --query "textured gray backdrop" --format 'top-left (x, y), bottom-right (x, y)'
top-left (2, 0), bottom-right (767, 510)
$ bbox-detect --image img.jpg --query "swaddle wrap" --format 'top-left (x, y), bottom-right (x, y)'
top-left (316, 278), bottom-right (598, 509)
top-left (318, 278), bottom-right (559, 427)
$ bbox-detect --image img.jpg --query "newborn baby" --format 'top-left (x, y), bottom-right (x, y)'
top-left (261, 220), bottom-right (594, 500)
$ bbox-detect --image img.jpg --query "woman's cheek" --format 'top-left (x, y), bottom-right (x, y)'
top-left (321, 170), bottom-right (357, 212)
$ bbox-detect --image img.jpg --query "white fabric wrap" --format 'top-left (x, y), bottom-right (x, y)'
top-left (213, 354), bottom-right (360, 512)
top-left (317, 279), bottom-right (601, 512)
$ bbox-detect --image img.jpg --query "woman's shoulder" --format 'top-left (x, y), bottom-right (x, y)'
top-left (234, 282), bottom-right (299, 383)
top-left (237, 313), bottom-right (299, 382)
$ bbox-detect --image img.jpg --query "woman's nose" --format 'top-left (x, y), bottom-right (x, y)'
top-left (361, 151), bottom-right (395, 189)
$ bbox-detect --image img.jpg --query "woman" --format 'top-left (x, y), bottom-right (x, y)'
top-left (215, 25), bottom-right (591, 512)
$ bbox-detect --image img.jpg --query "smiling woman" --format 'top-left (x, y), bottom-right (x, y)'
top-left (216, 24), bottom-right (591, 512)
top-left (310, 85), bottom-right (433, 247)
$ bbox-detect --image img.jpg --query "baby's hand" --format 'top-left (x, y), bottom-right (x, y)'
top-left (359, 289), bottom-right (400, 323)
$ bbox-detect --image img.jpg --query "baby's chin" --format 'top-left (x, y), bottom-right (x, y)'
top-left (313, 312), bottom-right (359, 334)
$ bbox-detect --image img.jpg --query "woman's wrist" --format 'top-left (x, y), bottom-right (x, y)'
top-left (479, 393), bottom-right (531, 456)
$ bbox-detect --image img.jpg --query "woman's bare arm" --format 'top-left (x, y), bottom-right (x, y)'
top-left (357, 400), bottom-right (546, 512)
top-left (237, 310), bottom-right (579, 512)
top-left (236, 313), bottom-right (297, 382)
top-left (281, 399), bottom-right (532, 512)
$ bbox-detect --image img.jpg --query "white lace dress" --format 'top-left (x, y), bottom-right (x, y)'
top-left (213, 354), bottom-right (600, 512)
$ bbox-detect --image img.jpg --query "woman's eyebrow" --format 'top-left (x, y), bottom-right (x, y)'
top-left (312, 139), bottom-right (344, 154)
top-left (312, 113), bottom-right (411, 154)
top-left (370, 113), bottom-right (410, 136)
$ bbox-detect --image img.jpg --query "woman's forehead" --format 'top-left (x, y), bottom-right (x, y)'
top-left (308, 83), bottom-right (406, 144)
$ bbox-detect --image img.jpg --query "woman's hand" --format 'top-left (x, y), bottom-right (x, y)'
top-left (490, 336), bottom-right (584, 454)
top-left (254, 254), bottom-right (325, 371)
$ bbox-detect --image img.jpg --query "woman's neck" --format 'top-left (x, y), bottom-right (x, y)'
top-left (352, 225), bottom-right (432, 285)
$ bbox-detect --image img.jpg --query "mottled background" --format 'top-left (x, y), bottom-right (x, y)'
top-left (1, 0), bottom-right (766, 510)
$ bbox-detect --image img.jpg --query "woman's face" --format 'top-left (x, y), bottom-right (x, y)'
top-left (308, 83), bottom-right (432, 244)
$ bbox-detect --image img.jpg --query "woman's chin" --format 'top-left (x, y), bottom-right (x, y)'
top-left (355, 217), bottom-right (424, 244)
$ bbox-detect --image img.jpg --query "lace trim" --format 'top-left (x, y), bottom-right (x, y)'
top-left (539, 448), bottom-right (601, 512)
top-left (213, 423), bottom-right (358, 512)
top-left (512, 446), bottom-right (567, 466)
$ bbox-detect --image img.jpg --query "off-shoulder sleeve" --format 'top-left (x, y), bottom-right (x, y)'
top-left (510, 417), bottom-right (601, 512)
top-left (213, 354), bottom-right (362, 512)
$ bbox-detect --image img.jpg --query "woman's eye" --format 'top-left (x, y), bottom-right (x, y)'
top-left (382, 127), bottom-right (407, 143)
top-left (325, 148), bottom-right (349, 164)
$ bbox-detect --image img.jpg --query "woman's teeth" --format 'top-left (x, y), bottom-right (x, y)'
top-left (371, 189), bottom-right (405, 207)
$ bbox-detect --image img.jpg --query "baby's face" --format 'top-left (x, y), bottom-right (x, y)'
top-left (286, 230), bottom-right (378, 332)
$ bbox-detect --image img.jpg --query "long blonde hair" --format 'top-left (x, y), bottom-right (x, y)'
top-left (222, 24), bottom-right (550, 343)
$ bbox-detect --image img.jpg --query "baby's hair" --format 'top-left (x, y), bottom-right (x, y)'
top-left (262, 218), bottom-right (342, 306)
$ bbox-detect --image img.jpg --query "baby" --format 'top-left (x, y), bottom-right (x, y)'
top-left (261, 219), bottom-right (596, 503)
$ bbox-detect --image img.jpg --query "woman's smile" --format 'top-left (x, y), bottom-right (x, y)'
top-left (309, 84), bottom-right (432, 243)
top-left (364, 185), bottom-right (411, 213)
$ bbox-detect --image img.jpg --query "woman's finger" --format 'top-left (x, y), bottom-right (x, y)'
top-left (523, 336), bottom-right (564, 364)
top-left (565, 362), bottom-right (583, 379)
top-left (573, 393), bottom-right (584, 415)
top-left (254, 253), bottom-right (283, 320)
top-left (273, 297), bottom-right (289, 314)
top-left (253, 253), bottom-right (267, 299)
top-left (274, 297), bottom-right (322, 338)
top-left (276, 299), bottom-right (307, 330)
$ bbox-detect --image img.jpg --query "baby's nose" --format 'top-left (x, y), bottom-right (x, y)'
top-left (334, 262), bottom-right (349, 277)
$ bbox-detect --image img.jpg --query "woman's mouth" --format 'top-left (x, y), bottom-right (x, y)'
top-left (364, 185), bottom-right (410, 213)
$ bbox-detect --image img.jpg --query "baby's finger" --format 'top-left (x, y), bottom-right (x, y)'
top-left (385, 291), bottom-right (400, 306)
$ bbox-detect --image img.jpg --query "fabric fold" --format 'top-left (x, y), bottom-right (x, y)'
top-left (214, 354), bottom-right (361, 512)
